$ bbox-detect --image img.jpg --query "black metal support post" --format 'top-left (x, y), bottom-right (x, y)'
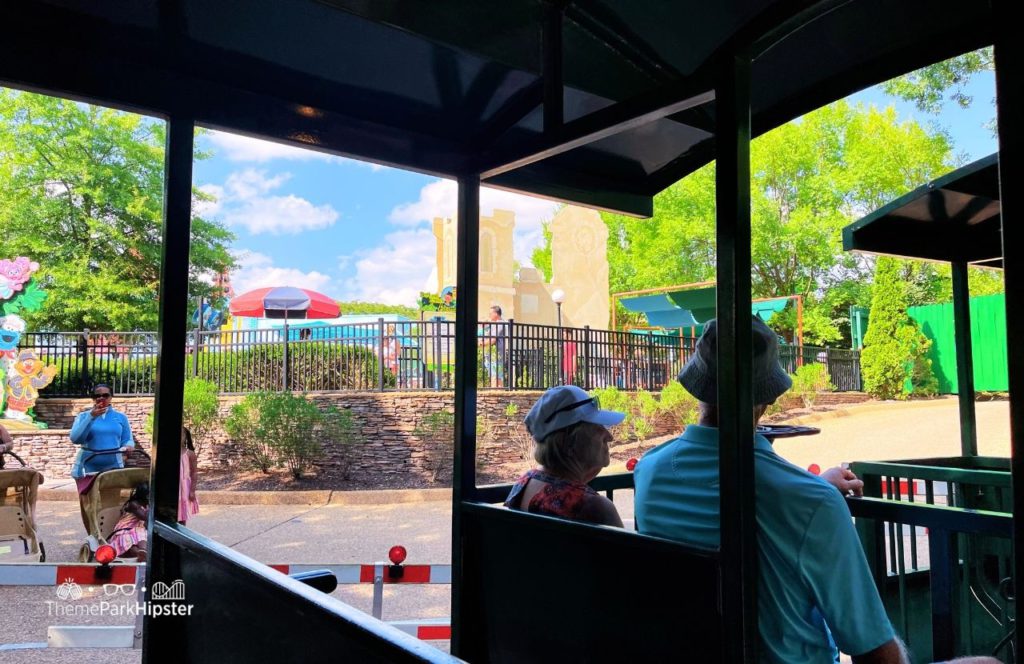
top-left (542, 1), bottom-right (563, 134)
top-left (282, 310), bottom-right (290, 391)
top-left (379, 317), bottom-right (386, 391)
top-left (583, 325), bottom-right (591, 390)
top-left (716, 51), bottom-right (758, 662)
top-left (928, 529), bottom-right (958, 661)
top-left (995, 6), bottom-right (1024, 660)
top-left (192, 296), bottom-right (202, 377)
top-left (557, 304), bottom-right (564, 385)
top-left (951, 261), bottom-right (978, 456)
top-left (450, 175), bottom-right (480, 656)
top-left (507, 318), bottom-right (515, 391)
top-left (143, 113), bottom-right (194, 659)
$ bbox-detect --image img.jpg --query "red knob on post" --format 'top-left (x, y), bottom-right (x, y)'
top-left (389, 545), bottom-right (407, 565)
top-left (95, 544), bottom-right (116, 565)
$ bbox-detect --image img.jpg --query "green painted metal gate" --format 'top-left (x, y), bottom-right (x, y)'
top-left (908, 293), bottom-right (1008, 393)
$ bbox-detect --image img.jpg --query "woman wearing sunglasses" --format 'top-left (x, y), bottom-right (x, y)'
top-left (69, 384), bottom-right (135, 478)
top-left (504, 385), bottom-right (625, 527)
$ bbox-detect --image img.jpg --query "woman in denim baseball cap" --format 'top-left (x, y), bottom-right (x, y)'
top-left (504, 385), bottom-right (625, 527)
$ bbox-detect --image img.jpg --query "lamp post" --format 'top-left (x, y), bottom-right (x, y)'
top-left (552, 289), bottom-right (566, 385)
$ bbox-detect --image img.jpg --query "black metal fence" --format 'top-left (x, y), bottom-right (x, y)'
top-left (23, 322), bottom-right (861, 397)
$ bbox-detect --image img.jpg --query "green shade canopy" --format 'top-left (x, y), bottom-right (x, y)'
top-left (843, 154), bottom-right (1002, 267)
top-left (620, 294), bottom-right (700, 328)
top-left (623, 287), bottom-right (791, 327)
top-left (667, 287), bottom-right (791, 324)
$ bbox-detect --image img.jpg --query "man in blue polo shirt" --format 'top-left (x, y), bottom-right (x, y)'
top-left (634, 317), bottom-right (904, 663)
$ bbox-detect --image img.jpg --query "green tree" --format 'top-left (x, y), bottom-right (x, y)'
top-left (336, 300), bottom-right (418, 319)
top-left (529, 222), bottom-right (554, 282)
top-left (573, 101), bottom-right (954, 341)
top-left (0, 89), bottom-right (234, 330)
top-left (860, 257), bottom-right (936, 399)
top-left (881, 48), bottom-right (993, 114)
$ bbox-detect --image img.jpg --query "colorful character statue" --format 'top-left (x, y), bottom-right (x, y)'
top-left (0, 315), bottom-right (25, 364)
top-left (0, 257), bottom-right (40, 300)
top-left (3, 349), bottom-right (58, 422)
top-left (0, 256), bottom-right (54, 425)
top-left (0, 315), bottom-right (25, 416)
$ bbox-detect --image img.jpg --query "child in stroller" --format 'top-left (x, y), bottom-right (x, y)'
top-left (107, 482), bottom-right (149, 562)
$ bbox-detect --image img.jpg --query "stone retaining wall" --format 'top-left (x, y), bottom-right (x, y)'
top-left (19, 392), bottom-right (676, 480)
top-left (16, 390), bottom-right (860, 480)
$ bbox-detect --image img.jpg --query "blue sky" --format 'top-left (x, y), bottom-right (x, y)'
top-left (191, 70), bottom-right (997, 307)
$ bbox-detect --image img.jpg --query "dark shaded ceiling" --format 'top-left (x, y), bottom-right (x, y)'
top-left (0, 0), bottom-right (993, 217)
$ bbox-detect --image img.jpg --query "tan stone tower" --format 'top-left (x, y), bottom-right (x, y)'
top-left (432, 209), bottom-right (516, 320)
top-left (548, 206), bottom-right (610, 330)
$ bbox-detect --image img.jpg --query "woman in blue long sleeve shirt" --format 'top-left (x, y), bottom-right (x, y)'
top-left (69, 384), bottom-right (135, 478)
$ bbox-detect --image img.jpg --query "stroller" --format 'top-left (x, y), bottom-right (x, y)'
top-left (0, 448), bottom-right (46, 561)
top-left (76, 447), bottom-right (150, 563)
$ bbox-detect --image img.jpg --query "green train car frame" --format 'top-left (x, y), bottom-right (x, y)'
top-left (1, 1), bottom-right (1021, 662)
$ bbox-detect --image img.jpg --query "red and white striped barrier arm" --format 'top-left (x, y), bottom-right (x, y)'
top-left (268, 564), bottom-right (451, 584)
top-left (41, 619), bottom-right (453, 649)
top-left (387, 619), bottom-right (451, 641)
top-left (0, 563), bottom-right (452, 586)
top-left (0, 564), bottom-right (139, 586)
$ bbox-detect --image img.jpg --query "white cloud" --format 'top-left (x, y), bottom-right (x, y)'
top-left (231, 250), bottom-right (334, 296)
top-left (225, 194), bottom-right (338, 235)
top-left (388, 179), bottom-right (560, 262)
top-left (199, 169), bottom-right (339, 235)
top-left (341, 229), bottom-right (437, 306)
top-left (206, 131), bottom-right (387, 171)
top-left (224, 169), bottom-right (291, 199)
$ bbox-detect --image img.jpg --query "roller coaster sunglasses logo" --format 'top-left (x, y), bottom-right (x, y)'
top-left (49, 578), bottom-right (195, 618)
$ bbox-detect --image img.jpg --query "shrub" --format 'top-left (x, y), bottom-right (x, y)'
top-left (862, 257), bottom-right (918, 400)
top-left (259, 392), bottom-right (324, 479)
top-left (145, 377), bottom-right (220, 455)
top-left (224, 393), bottom-right (276, 473)
top-left (181, 378), bottom-right (219, 456)
top-left (789, 364), bottom-right (835, 408)
top-left (42, 355), bottom-right (158, 396)
top-left (590, 386), bottom-right (631, 415)
top-left (197, 344), bottom-right (391, 392)
top-left (658, 381), bottom-right (698, 426)
top-left (589, 385), bottom-right (690, 443)
top-left (43, 343), bottom-right (392, 396)
top-left (908, 334), bottom-right (940, 397)
top-left (631, 390), bottom-right (659, 443)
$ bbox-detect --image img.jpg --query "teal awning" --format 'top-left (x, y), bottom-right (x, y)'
top-left (620, 294), bottom-right (699, 328)
top-left (665, 287), bottom-right (791, 324)
top-left (622, 287), bottom-right (793, 327)
top-left (666, 287), bottom-right (718, 323)
top-left (752, 297), bottom-right (791, 321)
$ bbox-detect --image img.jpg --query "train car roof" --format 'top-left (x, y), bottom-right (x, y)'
top-left (1, 0), bottom-right (994, 217)
top-left (843, 154), bottom-right (1002, 267)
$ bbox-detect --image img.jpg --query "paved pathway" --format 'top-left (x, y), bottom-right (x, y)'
top-left (774, 397), bottom-right (1010, 471)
